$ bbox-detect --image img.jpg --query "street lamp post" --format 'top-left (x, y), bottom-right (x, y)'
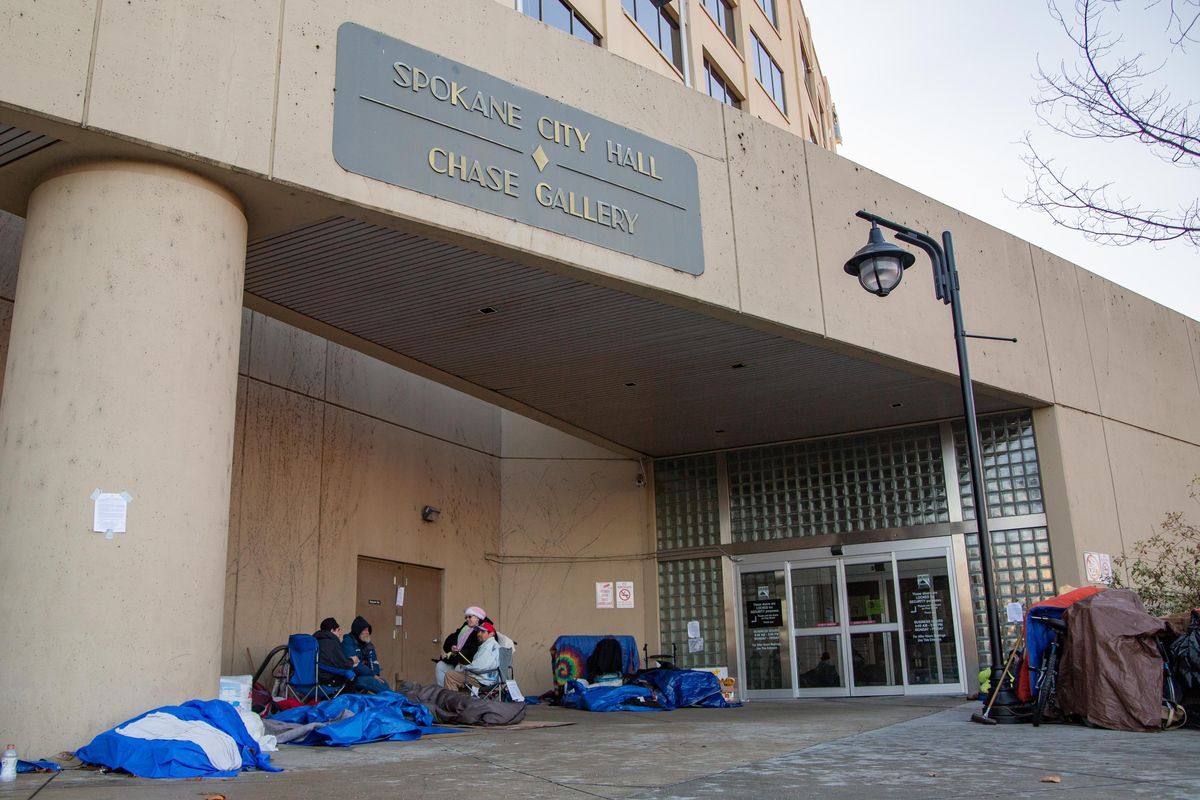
top-left (843, 209), bottom-right (1013, 704)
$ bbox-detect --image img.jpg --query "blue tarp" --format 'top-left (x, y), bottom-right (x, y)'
top-left (75, 699), bottom-right (279, 779)
top-left (561, 681), bottom-right (659, 712)
top-left (561, 670), bottom-right (738, 712)
top-left (269, 693), bottom-right (458, 745)
top-left (637, 669), bottom-right (736, 708)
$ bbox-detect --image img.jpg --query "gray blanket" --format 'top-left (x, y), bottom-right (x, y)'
top-left (396, 681), bottom-right (526, 726)
top-left (262, 708), bottom-right (356, 744)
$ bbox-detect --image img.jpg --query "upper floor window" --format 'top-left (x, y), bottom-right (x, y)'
top-left (622, 0), bottom-right (684, 72)
top-left (523, 0), bottom-right (601, 45)
top-left (756, 0), bottom-right (778, 28)
top-left (799, 41), bottom-right (815, 102)
top-left (703, 0), bottom-right (737, 44)
top-left (752, 33), bottom-right (786, 113)
top-left (704, 59), bottom-right (741, 108)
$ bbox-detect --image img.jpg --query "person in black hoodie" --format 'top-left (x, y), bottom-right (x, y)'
top-left (313, 617), bottom-right (358, 686)
top-left (342, 616), bottom-right (389, 694)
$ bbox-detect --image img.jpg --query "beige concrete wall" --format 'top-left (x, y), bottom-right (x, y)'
top-left (497, 411), bottom-right (652, 685)
top-left (2, 0), bottom-right (1199, 698)
top-left (0, 0), bottom-right (1181, 431)
top-left (219, 309), bottom-right (643, 695)
top-left (222, 309), bottom-right (503, 675)
top-left (1035, 404), bottom-right (1200, 589)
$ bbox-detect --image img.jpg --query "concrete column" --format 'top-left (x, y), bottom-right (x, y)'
top-left (0, 161), bottom-right (246, 756)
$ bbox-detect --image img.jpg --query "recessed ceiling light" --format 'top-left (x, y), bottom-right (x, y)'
top-left (479, 307), bottom-right (497, 315)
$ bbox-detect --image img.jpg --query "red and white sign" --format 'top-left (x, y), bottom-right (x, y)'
top-left (616, 581), bottom-right (635, 609)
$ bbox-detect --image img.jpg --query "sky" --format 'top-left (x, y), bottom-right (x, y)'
top-left (803, 0), bottom-right (1200, 321)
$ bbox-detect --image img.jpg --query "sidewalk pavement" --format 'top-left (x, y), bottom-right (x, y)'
top-left (2, 696), bottom-right (1196, 799)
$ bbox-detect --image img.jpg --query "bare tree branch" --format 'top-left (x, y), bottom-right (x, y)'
top-left (1021, 0), bottom-right (1200, 247)
top-left (1155, 0), bottom-right (1200, 46)
top-left (1020, 136), bottom-right (1200, 245)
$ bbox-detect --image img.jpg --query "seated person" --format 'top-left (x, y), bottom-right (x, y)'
top-left (444, 622), bottom-right (501, 693)
top-left (313, 617), bottom-right (358, 685)
top-left (435, 605), bottom-right (492, 687)
top-left (585, 636), bottom-right (625, 686)
top-left (342, 615), bottom-right (389, 694)
top-left (798, 651), bottom-right (840, 687)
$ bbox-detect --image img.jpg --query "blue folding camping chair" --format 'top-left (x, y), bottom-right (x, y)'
top-left (285, 633), bottom-right (355, 702)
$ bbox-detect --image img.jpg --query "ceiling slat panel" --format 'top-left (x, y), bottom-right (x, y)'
top-left (245, 217), bottom-right (1016, 456)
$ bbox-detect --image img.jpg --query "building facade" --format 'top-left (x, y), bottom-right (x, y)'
top-left (505, 0), bottom-right (840, 149)
top-left (1, 0), bottom-right (1198, 754)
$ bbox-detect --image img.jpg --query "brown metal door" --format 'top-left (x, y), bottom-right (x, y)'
top-left (355, 557), bottom-right (402, 687)
top-left (398, 563), bottom-right (443, 685)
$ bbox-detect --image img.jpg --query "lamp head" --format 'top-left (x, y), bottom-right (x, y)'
top-left (843, 223), bottom-right (915, 297)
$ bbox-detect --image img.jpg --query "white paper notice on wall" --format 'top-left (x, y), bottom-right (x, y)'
top-left (596, 581), bottom-right (614, 608)
top-left (686, 620), bottom-right (701, 638)
top-left (616, 581), bottom-right (635, 609)
top-left (1084, 551), bottom-right (1114, 584)
top-left (688, 637), bottom-right (705, 653)
top-left (396, 587), bottom-right (405, 607)
top-left (1006, 602), bottom-right (1024, 623)
top-left (91, 489), bottom-right (133, 540)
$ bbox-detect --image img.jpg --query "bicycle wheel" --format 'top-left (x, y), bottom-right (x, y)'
top-left (1032, 662), bottom-right (1056, 727)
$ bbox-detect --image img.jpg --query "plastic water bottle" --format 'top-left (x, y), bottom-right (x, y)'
top-left (0, 744), bottom-right (16, 781)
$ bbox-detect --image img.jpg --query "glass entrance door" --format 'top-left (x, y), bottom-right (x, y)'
top-left (738, 539), bottom-right (965, 699)
top-left (897, 553), bottom-right (962, 692)
top-left (843, 559), bottom-right (903, 695)
top-left (791, 563), bottom-right (845, 695)
top-left (739, 567), bottom-right (793, 697)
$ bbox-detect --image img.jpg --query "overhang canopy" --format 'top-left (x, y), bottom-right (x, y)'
top-left (245, 216), bottom-right (1022, 457)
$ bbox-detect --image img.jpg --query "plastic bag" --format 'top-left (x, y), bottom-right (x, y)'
top-left (1170, 610), bottom-right (1200, 691)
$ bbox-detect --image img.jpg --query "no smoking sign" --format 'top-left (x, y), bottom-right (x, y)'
top-left (616, 581), bottom-right (635, 609)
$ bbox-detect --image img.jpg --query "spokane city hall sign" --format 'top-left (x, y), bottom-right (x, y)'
top-left (333, 22), bottom-right (705, 275)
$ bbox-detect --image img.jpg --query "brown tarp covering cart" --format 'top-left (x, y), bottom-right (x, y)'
top-left (1058, 589), bottom-right (1166, 732)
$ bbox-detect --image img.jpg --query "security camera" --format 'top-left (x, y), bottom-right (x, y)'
top-left (635, 473), bottom-right (646, 487)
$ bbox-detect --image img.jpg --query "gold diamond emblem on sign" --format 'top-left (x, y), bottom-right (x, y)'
top-left (531, 145), bottom-right (550, 172)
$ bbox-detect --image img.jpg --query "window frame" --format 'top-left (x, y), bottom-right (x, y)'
top-left (622, 0), bottom-right (686, 74)
top-left (522, 0), bottom-right (601, 46)
top-left (702, 0), bottom-right (738, 45)
top-left (703, 57), bottom-right (742, 109)
top-left (755, 0), bottom-right (779, 29)
top-left (751, 32), bottom-right (786, 114)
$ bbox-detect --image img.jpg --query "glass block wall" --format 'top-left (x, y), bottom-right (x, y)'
top-left (658, 557), bottom-right (727, 668)
top-left (727, 426), bottom-right (948, 542)
top-left (967, 527), bottom-right (1056, 665)
top-left (955, 413), bottom-right (1044, 521)
top-left (653, 411), bottom-right (1052, 677)
top-left (654, 455), bottom-right (720, 551)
